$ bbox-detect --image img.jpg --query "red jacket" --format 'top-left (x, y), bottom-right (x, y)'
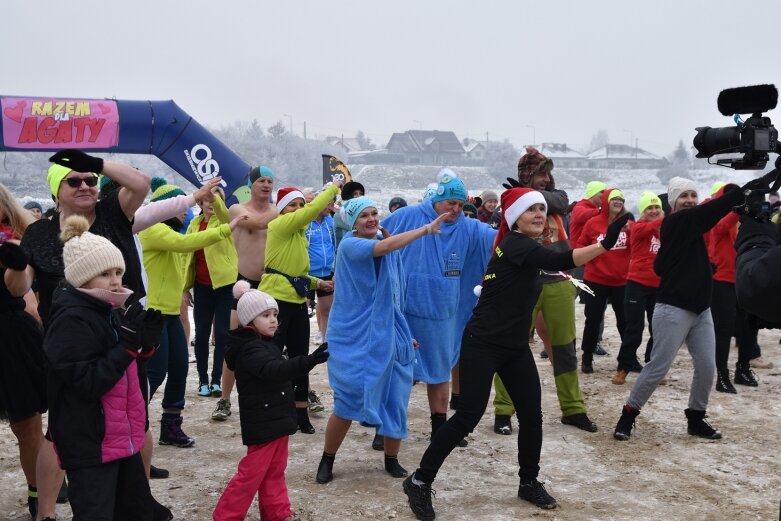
top-left (576, 188), bottom-right (630, 286)
top-left (707, 188), bottom-right (739, 283)
top-left (626, 218), bottom-right (662, 288)
top-left (569, 198), bottom-right (600, 248)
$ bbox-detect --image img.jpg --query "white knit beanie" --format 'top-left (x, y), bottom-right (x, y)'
top-left (61, 215), bottom-right (125, 288)
top-left (233, 280), bottom-right (278, 326)
top-left (667, 177), bottom-right (698, 209)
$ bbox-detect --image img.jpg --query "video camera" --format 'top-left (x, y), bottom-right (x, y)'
top-left (693, 84), bottom-right (778, 170)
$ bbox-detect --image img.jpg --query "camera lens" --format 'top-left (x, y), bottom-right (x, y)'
top-left (693, 126), bottom-right (742, 158)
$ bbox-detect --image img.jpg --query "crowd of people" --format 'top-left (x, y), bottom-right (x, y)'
top-left (0, 145), bottom-right (778, 521)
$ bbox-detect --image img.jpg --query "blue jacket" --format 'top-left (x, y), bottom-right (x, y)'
top-left (306, 215), bottom-right (335, 277)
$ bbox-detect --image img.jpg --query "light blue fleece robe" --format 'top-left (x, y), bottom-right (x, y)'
top-left (326, 233), bottom-right (415, 439)
top-left (381, 201), bottom-right (496, 383)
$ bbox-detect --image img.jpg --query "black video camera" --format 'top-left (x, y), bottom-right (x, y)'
top-left (693, 84), bottom-right (779, 170)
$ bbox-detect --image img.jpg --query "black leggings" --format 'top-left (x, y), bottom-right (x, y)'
top-left (581, 281), bottom-right (626, 358)
top-left (711, 280), bottom-right (753, 369)
top-left (416, 331), bottom-right (542, 484)
top-left (274, 300), bottom-right (311, 402)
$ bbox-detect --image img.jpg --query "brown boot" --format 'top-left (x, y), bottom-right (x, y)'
top-left (611, 370), bottom-right (628, 385)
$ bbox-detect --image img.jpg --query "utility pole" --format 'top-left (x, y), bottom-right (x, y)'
top-left (303, 121), bottom-right (307, 140)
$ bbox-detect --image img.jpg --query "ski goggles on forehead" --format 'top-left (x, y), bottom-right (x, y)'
top-left (65, 176), bottom-right (99, 188)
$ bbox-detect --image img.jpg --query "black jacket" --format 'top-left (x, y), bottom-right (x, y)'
top-left (224, 327), bottom-right (311, 445)
top-left (735, 217), bottom-right (781, 324)
top-left (654, 189), bottom-right (743, 313)
top-left (44, 285), bottom-right (138, 470)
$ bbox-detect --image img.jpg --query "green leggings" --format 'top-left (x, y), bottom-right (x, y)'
top-left (494, 280), bottom-right (587, 417)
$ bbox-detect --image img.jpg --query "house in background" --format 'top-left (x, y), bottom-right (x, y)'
top-left (385, 130), bottom-right (465, 165)
top-left (586, 144), bottom-right (667, 169)
top-left (538, 142), bottom-right (588, 168)
top-left (462, 138), bottom-right (486, 161)
top-left (325, 136), bottom-right (363, 155)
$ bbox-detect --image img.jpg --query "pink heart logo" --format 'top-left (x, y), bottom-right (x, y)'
top-left (3, 100), bottom-right (26, 123)
top-left (98, 103), bottom-right (111, 114)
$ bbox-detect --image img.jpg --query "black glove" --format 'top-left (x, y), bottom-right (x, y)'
top-left (49, 149), bottom-right (104, 174)
top-left (115, 303), bottom-right (146, 353)
top-left (741, 169), bottom-right (780, 192)
top-left (303, 342), bottom-right (329, 370)
top-left (600, 213), bottom-right (632, 250)
top-left (0, 241), bottom-right (28, 271)
top-left (140, 308), bottom-right (165, 355)
top-left (502, 177), bottom-right (522, 190)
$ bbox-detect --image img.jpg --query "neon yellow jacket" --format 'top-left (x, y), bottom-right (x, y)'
top-left (140, 220), bottom-right (232, 315)
top-left (260, 184), bottom-right (339, 303)
top-left (183, 196), bottom-right (238, 291)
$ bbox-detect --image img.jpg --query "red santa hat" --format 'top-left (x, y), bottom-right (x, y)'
top-left (493, 188), bottom-right (547, 248)
top-left (275, 186), bottom-right (305, 212)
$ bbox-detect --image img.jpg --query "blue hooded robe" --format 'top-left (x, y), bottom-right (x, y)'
top-left (381, 200), bottom-right (496, 383)
top-left (326, 233), bottom-right (415, 439)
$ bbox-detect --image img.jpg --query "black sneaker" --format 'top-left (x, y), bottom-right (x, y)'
top-left (593, 343), bottom-right (609, 356)
top-left (518, 478), bottom-right (558, 509)
top-left (403, 474), bottom-right (436, 521)
top-left (540, 349), bottom-right (548, 359)
top-left (372, 433), bottom-right (385, 451)
top-left (494, 414), bottom-right (512, 435)
top-left (561, 413), bottom-right (598, 432)
top-left (685, 409), bottom-right (722, 440)
top-left (581, 360), bottom-right (594, 373)
top-left (150, 465), bottom-right (170, 479)
top-left (153, 497), bottom-right (173, 521)
top-left (734, 363), bottom-right (759, 387)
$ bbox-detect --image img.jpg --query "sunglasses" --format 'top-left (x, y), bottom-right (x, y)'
top-left (65, 176), bottom-right (99, 188)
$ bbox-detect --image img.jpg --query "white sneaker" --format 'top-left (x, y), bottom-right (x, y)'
top-left (189, 353), bottom-right (197, 364)
top-left (314, 332), bottom-right (323, 344)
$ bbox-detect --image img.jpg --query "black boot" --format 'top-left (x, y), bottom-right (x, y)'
top-left (494, 414), bottom-right (512, 435)
top-left (153, 497), bottom-right (173, 521)
top-left (372, 432), bottom-right (385, 451)
top-left (27, 485), bottom-right (38, 520)
top-left (449, 393), bottom-right (460, 410)
top-left (734, 363), bottom-right (759, 387)
top-left (613, 405), bottom-right (640, 441)
top-left (685, 408), bottom-right (722, 439)
top-left (316, 453), bottom-right (335, 484)
top-left (581, 353), bottom-right (594, 374)
top-left (715, 368), bottom-right (737, 393)
top-left (297, 407), bottom-right (316, 434)
top-left (384, 455), bottom-right (408, 478)
top-left (56, 478), bottom-right (69, 503)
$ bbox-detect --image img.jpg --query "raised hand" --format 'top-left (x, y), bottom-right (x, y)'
top-left (601, 213), bottom-right (632, 250)
top-left (49, 149), bottom-right (104, 174)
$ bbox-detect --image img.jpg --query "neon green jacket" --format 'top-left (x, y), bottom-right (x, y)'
top-left (140, 220), bottom-right (232, 315)
top-left (260, 185), bottom-right (339, 303)
top-left (183, 196), bottom-right (238, 291)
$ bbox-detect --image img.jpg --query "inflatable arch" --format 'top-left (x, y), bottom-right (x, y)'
top-left (0, 96), bottom-right (252, 204)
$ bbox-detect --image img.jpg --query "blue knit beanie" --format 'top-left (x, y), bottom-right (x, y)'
top-left (342, 196), bottom-right (378, 229)
top-left (431, 169), bottom-right (467, 203)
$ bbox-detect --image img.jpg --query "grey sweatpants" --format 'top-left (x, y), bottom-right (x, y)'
top-left (627, 303), bottom-right (716, 411)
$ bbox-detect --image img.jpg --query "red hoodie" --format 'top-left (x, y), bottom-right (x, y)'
top-left (569, 198), bottom-right (600, 247)
top-left (707, 187), bottom-right (739, 283)
top-left (626, 218), bottom-right (662, 288)
top-left (576, 188), bottom-right (630, 286)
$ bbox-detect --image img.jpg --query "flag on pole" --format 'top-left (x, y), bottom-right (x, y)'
top-left (322, 154), bottom-right (352, 185)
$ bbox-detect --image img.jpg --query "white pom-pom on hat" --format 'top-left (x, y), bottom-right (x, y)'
top-left (233, 280), bottom-right (279, 326)
top-left (233, 279), bottom-right (252, 300)
top-left (437, 168), bottom-right (458, 182)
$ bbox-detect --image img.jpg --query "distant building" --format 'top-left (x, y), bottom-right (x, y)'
top-left (538, 142), bottom-right (588, 168)
top-left (386, 130), bottom-right (466, 165)
top-left (325, 136), bottom-right (363, 155)
top-left (586, 144), bottom-right (667, 169)
top-left (462, 138), bottom-right (486, 161)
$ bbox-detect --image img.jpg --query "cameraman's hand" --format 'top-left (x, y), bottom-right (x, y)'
top-left (742, 169), bottom-right (780, 192)
top-left (49, 149), bottom-right (104, 174)
top-left (600, 214), bottom-right (632, 250)
top-left (502, 177), bottom-right (522, 190)
top-left (0, 240), bottom-right (28, 271)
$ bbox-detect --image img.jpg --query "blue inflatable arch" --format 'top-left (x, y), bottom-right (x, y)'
top-left (0, 96), bottom-right (251, 204)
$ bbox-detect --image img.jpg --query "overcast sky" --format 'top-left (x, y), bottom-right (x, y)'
top-left (3, 0), bottom-right (780, 157)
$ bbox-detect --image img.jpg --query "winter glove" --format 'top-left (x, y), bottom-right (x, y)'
top-left (501, 177), bottom-right (522, 190)
top-left (303, 342), bottom-right (330, 371)
top-left (49, 149), bottom-right (104, 174)
top-left (600, 213), bottom-right (632, 250)
top-left (140, 308), bottom-right (165, 357)
top-left (0, 240), bottom-right (28, 271)
top-left (115, 303), bottom-right (146, 355)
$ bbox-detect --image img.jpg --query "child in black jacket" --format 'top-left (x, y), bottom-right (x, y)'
top-left (213, 280), bottom-right (329, 521)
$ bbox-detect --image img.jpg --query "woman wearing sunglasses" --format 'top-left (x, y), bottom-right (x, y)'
top-left (15, 149), bottom-right (152, 521)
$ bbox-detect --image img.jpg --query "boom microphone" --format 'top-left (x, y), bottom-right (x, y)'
top-left (717, 84), bottom-right (778, 116)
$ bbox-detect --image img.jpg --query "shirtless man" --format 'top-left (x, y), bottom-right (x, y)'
top-left (211, 165), bottom-right (278, 421)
